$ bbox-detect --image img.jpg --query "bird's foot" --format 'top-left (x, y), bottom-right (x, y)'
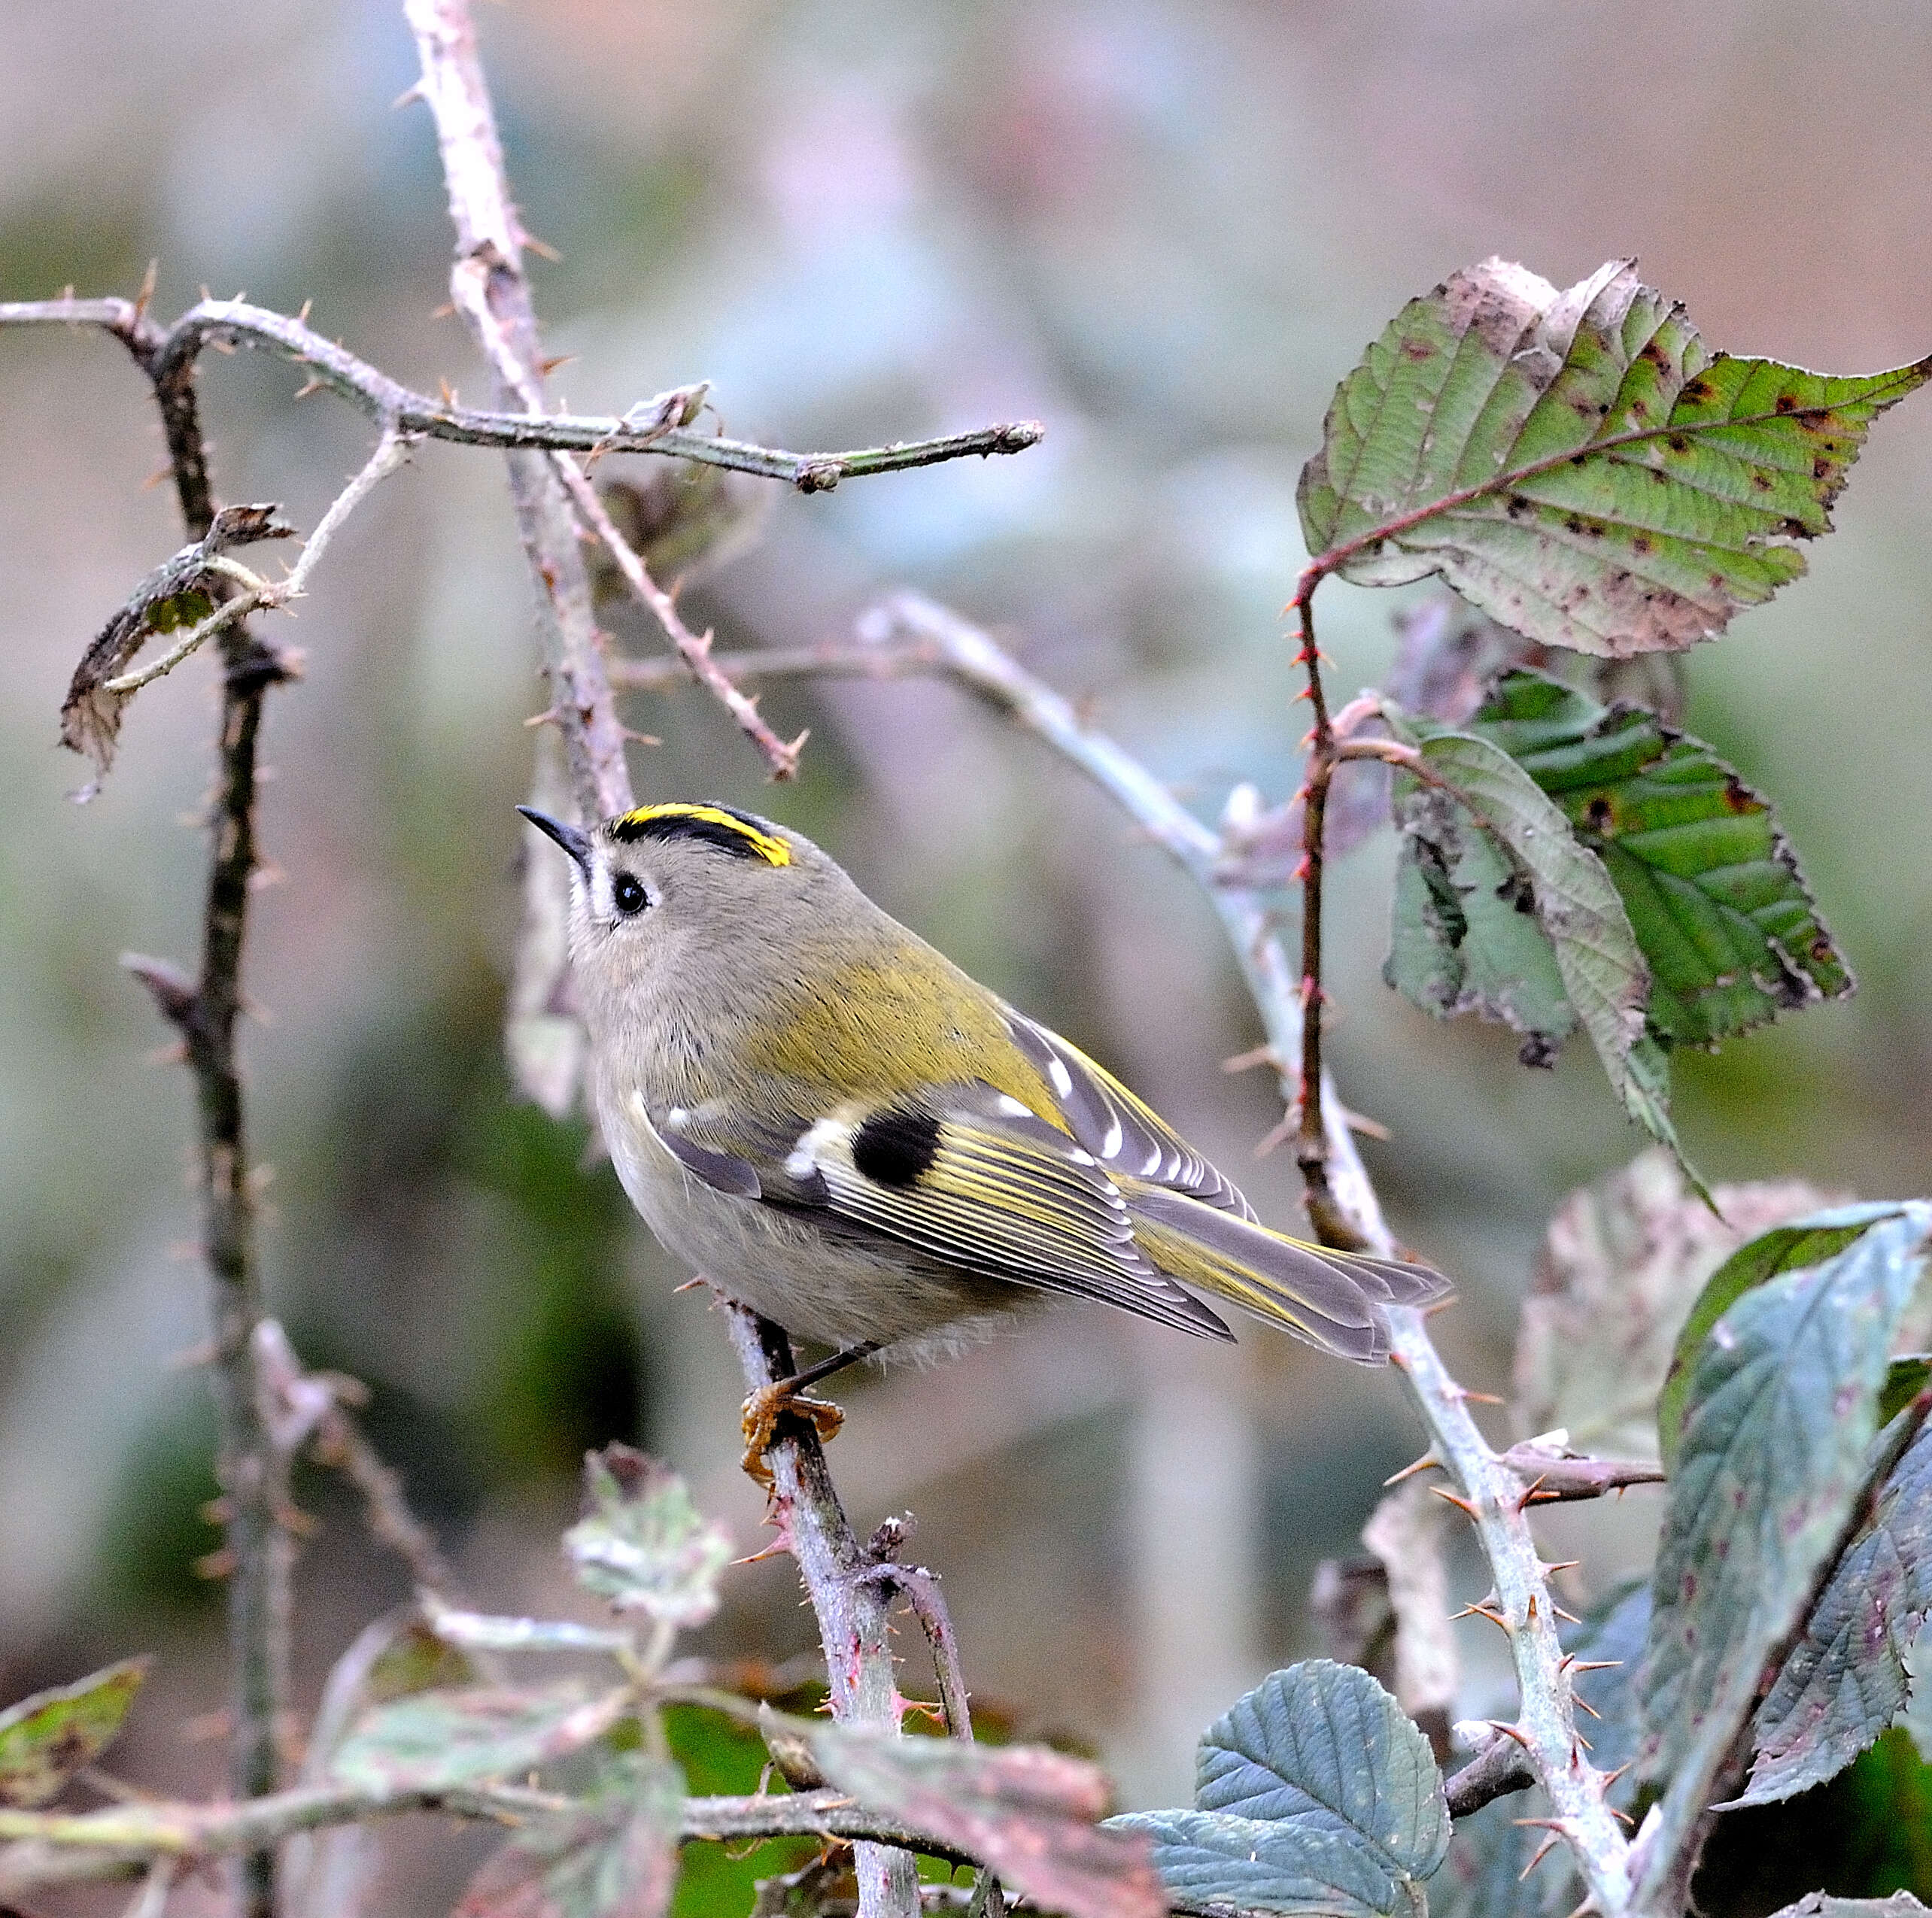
top-left (740, 1379), bottom-right (846, 1486)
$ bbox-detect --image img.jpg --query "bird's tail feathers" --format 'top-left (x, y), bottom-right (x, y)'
top-left (1124, 1185), bottom-right (1450, 1364)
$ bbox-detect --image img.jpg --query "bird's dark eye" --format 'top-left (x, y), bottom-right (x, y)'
top-left (612, 873), bottom-right (649, 916)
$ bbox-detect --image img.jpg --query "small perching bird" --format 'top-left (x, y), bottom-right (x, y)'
top-left (521, 802), bottom-right (1448, 1462)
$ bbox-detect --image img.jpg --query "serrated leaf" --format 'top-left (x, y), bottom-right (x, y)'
top-left (1463, 670), bottom-right (1852, 1045)
top-left (1737, 1418), bottom-right (1932, 1804)
top-left (1198, 1661), bottom-right (1448, 1882)
top-left (1299, 258), bottom-right (1930, 656)
top-left (1657, 1204), bottom-right (1909, 1470)
top-left (1107, 1808), bottom-right (1400, 1918)
top-left (1516, 1150), bottom-right (1844, 1461)
top-left (0, 1657), bottom-right (149, 1807)
top-left (458, 1751), bottom-right (682, 1918)
top-left (814, 1723), bottom-right (1162, 1918)
top-left (328, 1683), bottom-right (633, 1792)
top-left (1385, 781), bottom-right (1577, 1057)
top-left (564, 1446), bottom-right (731, 1628)
top-left (1396, 729), bottom-right (1673, 1149)
top-left (1637, 1207), bottom-right (1932, 1816)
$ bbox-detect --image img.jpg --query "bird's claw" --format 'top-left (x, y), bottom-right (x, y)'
top-left (740, 1380), bottom-right (846, 1486)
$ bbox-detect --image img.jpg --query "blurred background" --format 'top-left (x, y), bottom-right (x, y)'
top-left (4, 0), bottom-right (1932, 1907)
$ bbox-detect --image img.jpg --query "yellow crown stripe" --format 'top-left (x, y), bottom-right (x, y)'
top-left (612, 803), bottom-right (792, 866)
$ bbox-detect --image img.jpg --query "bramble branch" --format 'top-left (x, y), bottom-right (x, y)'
top-left (550, 451), bottom-right (805, 778)
top-left (0, 295), bottom-right (1040, 490)
top-left (0, 1783), bottom-right (962, 1898)
top-left (397, 5), bottom-right (955, 1914)
top-left (847, 591), bottom-right (1636, 1917)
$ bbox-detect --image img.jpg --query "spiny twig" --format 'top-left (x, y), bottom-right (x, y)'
top-left (0, 296), bottom-right (1040, 490)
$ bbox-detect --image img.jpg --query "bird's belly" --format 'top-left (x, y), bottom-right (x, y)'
top-left (600, 1084), bottom-right (1019, 1352)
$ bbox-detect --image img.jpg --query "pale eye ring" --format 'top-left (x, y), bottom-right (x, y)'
top-left (612, 873), bottom-right (649, 916)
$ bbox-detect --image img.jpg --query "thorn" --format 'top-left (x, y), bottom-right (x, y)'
top-left (537, 353), bottom-right (577, 378)
top-left (523, 231), bottom-right (563, 263)
top-left (1573, 1693), bottom-right (1601, 1720)
top-left (1608, 1804), bottom-right (1634, 1828)
top-left (439, 376), bottom-right (459, 408)
top-left (621, 727), bottom-right (662, 747)
top-left (1341, 1106), bottom-right (1392, 1140)
top-left (1542, 1560), bottom-right (1582, 1575)
top-left (1511, 1817), bottom-right (1565, 1832)
top-left (1552, 1601), bottom-right (1581, 1624)
top-left (1423, 1295), bottom-right (1457, 1318)
top-left (296, 298), bottom-right (312, 325)
top-left (194, 1548), bottom-right (238, 1580)
top-left (293, 378), bottom-right (324, 400)
top-left (431, 302), bottom-right (455, 320)
top-left (1568, 1659), bottom-right (1622, 1674)
top-left (1514, 1474), bottom-right (1551, 1512)
top-left (1573, 1731), bottom-right (1592, 1755)
top-left (1253, 1110), bottom-right (1296, 1159)
top-left (1427, 1485), bottom-right (1479, 1519)
top-left (1487, 1721), bottom-right (1533, 1751)
top-left (1384, 1452), bottom-right (1441, 1486)
top-left (1451, 1604), bottom-right (1511, 1636)
top-left (1223, 1045), bottom-right (1280, 1074)
top-left (134, 259), bottom-right (159, 320)
top-left (1528, 1593), bottom-right (1539, 1622)
top-left (733, 1540), bottom-right (792, 1567)
top-left (1459, 1388), bottom-right (1506, 1405)
top-left (1599, 1762), bottom-right (1632, 1789)
top-left (1519, 1835), bottom-right (1562, 1882)
top-left (672, 1277), bottom-right (706, 1293)
top-left (524, 706), bottom-right (561, 729)
top-left (391, 81), bottom-right (424, 109)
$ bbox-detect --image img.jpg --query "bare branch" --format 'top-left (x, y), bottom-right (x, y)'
top-left (722, 1303), bottom-right (925, 1918)
top-left (0, 1783), bottom-right (960, 1898)
top-left (0, 294), bottom-right (1042, 491)
top-left (551, 454), bottom-right (803, 779)
top-left (1496, 1443), bottom-right (1667, 1504)
top-left (1444, 1731), bottom-right (1537, 1818)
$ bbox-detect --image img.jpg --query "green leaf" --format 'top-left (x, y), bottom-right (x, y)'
top-left (564, 1446), bottom-right (731, 1628)
top-left (1393, 729), bottom-right (1673, 1148)
top-left (1109, 1809), bottom-right (1401, 1918)
top-left (1385, 781), bottom-right (1577, 1059)
top-left (1517, 1150), bottom-right (1845, 1463)
top-left (1463, 670), bottom-right (1852, 1046)
top-left (1111, 1662), bottom-right (1447, 1916)
top-left (1738, 1418), bottom-right (1932, 1805)
top-left (1657, 1204), bottom-right (1908, 1470)
top-left (329, 1683), bottom-right (633, 1792)
top-left (0, 1657), bottom-right (149, 1807)
top-left (814, 1724), bottom-right (1164, 1918)
top-left (1637, 1208), bottom-right (1932, 1816)
top-left (1299, 257), bottom-right (1930, 656)
top-left (459, 1751), bottom-right (683, 1918)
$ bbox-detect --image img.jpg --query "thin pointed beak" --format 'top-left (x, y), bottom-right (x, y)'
top-left (517, 806), bottom-right (594, 873)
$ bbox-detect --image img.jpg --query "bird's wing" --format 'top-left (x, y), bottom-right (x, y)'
top-left (653, 1085), bottom-right (1233, 1341)
top-left (1001, 1009), bottom-right (1255, 1217)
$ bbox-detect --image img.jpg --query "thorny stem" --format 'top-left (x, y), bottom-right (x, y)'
top-left (56, 277), bottom-right (301, 1918)
top-left (1290, 565), bottom-right (1355, 1246)
top-left (550, 453), bottom-right (804, 778)
top-left (722, 1304), bottom-right (924, 1918)
top-left (0, 1784), bottom-right (962, 1896)
top-left (852, 592), bottom-right (1636, 1917)
top-left (0, 294), bottom-right (1040, 486)
top-left (399, 6), bottom-right (940, 1914)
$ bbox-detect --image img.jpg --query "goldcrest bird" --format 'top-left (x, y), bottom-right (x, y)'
top-left (521, 802), bottom-right (1447, 1434)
